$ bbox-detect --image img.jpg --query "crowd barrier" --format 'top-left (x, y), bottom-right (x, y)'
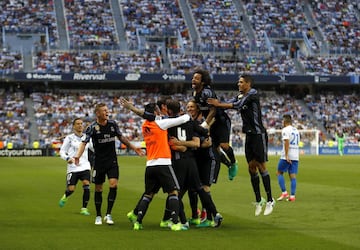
top-left (1, 146), bottom-right (359, 157)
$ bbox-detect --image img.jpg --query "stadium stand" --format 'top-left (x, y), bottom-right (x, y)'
top-left (0, 0), bottom-right (59, 47)
top-left (304, 92), bottom-right (360, 145)
top-left (310, 0), bottom-right (360, 54)
top-left (1, 0), bottom-right (357, 74)
top-left (64, 0), bottom-right (119, 49)
top-left (0, 89), bottom-right (30, 149)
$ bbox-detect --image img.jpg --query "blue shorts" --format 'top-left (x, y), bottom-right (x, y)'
top-left (277, 159), bottom-right (299, 174)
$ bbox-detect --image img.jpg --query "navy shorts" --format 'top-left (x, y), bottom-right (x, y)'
top-left (245, 133), bottom-right (268, 163)
top-left (172, 157), bottom-right (202, 193)
top-left (144, 165), bottom-right (180, 195)
top-left (92, 164), bottom-right (119, 184)
top-left (66, 170), bottom-right (91, 186)
top-left (210, 115), bottom-right (231, 147)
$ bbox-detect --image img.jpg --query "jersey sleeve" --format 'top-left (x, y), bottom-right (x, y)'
top-left (83, 124), bottom-right (93, 143)
top-left (87, 137), bottom-right (94, 152)
top-left (156, 114), bottom-right (190, 130)
top-left (281, 127), bottom-right (290, 140)
top-left (59, 135), bottom-right (71, 161)
top-left (113, 121), bottom-right (123, 137)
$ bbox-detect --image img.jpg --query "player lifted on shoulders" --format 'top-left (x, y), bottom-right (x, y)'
top-left (191, 68), bottom-right (238, 181)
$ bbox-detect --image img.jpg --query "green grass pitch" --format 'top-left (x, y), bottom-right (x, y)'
top-left (0, 155), bottom-right (359, 250)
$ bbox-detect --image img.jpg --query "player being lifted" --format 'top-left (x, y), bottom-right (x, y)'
top-left (191, 68), bottom-right (238, 181)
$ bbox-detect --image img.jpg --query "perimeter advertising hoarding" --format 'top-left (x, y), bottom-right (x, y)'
top-left (13, 73), bottom-right (353, 85)
top-left (2, 146), bottom-right (359, 156)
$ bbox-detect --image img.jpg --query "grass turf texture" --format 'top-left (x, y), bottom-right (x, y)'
top-left (0, 155), bottom-right (359, 250)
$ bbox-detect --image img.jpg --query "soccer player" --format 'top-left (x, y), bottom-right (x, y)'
top-left (191, 68), bottom-right (238, 180)
top-left (335, 131), bottom-right (346, 156)
top-left (74, 103), bottom-right (144, 225)
top-left (58, 118), bottom-right (93, 216)
top-left (185, 99), bottom-right (217, 224)
top-left (277, 114), bottom-right (300, 202)
top-left (121, 99), bottom-right (190, 231)
top-left (165, 99), bottom-right (223, 228)
top-left (156, 95), bottom-right (171, 117)
top-left (207, 75), bottom-right (275, 216)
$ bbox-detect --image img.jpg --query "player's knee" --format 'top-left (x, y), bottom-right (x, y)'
top-left (289, 173), bottom-right (296, 179)
top-left (202, 185), bottom-right (211, 192)
top-left (248, 161), bottom-right (257, 174)
top-left (168, 190), bottom-right (178, 196)
top-left (109, 179), bottom-right (118, 188)
top-left (95, 184), bottom-right (103, 192)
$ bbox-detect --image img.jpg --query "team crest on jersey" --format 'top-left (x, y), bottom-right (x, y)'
top-left (111, 126), bottom-right (115, 132)
top-left (95, 125), bottom-right (100, 133)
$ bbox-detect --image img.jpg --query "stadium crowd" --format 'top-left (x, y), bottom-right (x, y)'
top-left (304, 92), bottom-right (360, 146)
top-left (0, 0), bottom-right (359, 75)
top-left (65, 0), bottom-right (118, 49)
top-left (310, 0), bottom-right (360, 54)
top-left (0, 90), bottom-right (30, 149)
top-left (33, 49), bottom-right (164, 74)
top-left (1, 0), bottom-right (59, 47)
top-left (1, 89), bottom-right (359, 150)
top-left (121, 0), bottom-right (191, 50)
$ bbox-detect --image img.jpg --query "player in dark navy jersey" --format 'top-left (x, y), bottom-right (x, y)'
top-left (165, 99), bottom-right (223, 228)
top-left (191, 68), bottom-right (238, 181)
top-left (74, 103), bottom-right (144, 225)
top-left (208, 75), bottom-right (275, 216)
top-left (185, 99), bottom-right (218, 224)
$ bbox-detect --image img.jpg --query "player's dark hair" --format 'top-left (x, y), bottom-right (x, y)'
top-left (144, 103), bottom-right (157, 114)
top-left (166, 99), bottom-right (181, 115)
top-left (156, 95), bottom-right (171, 109)
top-left (240, 74), bottom-right (254, 86)
top-left (194, 68), bottom-right (212, 86)
top-left (283, 114), bottom-right (292, 124)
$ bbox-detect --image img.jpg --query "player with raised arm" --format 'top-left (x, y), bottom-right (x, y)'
top-left (121, 99), bottom-right (190, 231)
top-left (74, 103), bottom-right (144, 225)
top-left (191, 68), bottom-right (238, 181)
top-left (208, 75), bottom-right (275, 216)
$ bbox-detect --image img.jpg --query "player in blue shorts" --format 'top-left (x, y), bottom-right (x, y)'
top-left (276, 114), bottom-right (300, 202)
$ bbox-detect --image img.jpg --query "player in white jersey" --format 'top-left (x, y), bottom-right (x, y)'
top-left (276, 114), bottom-right (300, 202)
top-left (58, 118), bottom-right (93, 215)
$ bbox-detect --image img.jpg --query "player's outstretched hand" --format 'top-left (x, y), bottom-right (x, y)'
top-left (134, 147), bottom-right (145, 156)
top-left (119, 98), bottom-right (134, 110)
